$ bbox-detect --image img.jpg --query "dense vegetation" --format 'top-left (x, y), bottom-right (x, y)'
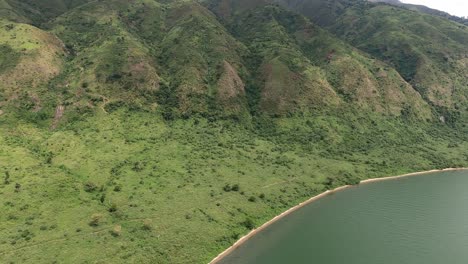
top-left (370, 0), bottom-right (468, 26)
top-left (0, 0), bottom-right (467, 263)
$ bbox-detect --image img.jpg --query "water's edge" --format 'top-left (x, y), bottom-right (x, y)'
top-left (209, 168), bottom-right (468, 264)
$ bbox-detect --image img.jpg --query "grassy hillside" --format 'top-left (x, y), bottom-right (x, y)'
top-left (209, 0), bottom-right (431, 118)
top-left (0, 19), bottom-right (65, 116)
top-left (2, 0), bottom-right (451, 119)
top-left (331, 4), bottom-right (468, 109)
top-left (1, 0), bottom-right (92, 25)
top-left (45, 0), bottom-right (253, 118)
top-left (0, 0), bottom-right (467, 263)
top-left (276, 0), bottom-right (468, 115)
top-left (369, 0), bottom-right (468, 26)
top-left (0, 109), bottom-right (466, 263)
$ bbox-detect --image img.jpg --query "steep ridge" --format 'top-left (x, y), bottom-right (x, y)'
top-left (156, 1), bottom-right (249, 116)
top-left (2, 0), bottom-right (92, 25)
top-left (0, 19), bottom-right (65, 112)
top-left (38, 0), bottom-right (250, 117)
top-left (330, 4), bottom-right (468, 109)
top-left (275, 0), bottom-right (468, 120)
top-left (369, 0), bottom-right (468, 26)
top-left (48, 0), bottom-right (162, 113)
top-left (2, 0), bottom-right (463, 120)
top-left (208, 0), bottom-right (431, 118)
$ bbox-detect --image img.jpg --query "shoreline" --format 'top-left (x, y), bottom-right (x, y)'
top-left (209, 167), bottom-right (468, 264)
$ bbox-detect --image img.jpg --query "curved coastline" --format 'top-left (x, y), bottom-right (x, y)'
top-left (209, 167), bottom-right (468, 264)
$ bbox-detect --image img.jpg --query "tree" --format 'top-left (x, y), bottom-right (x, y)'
top-left (241, 218), bottom-right (255, 230)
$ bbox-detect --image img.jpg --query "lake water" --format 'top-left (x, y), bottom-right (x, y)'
top-left (218, 170), bottom-right (468, 264)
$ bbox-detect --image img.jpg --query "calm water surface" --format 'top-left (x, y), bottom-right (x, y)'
top-left (219, 170), bottom-right (468, 264)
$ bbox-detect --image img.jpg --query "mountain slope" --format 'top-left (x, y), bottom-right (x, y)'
top-left (369, 0), bottom-right (468, 26)
top-left (331, 4), bottom-right (468, 110)
top-left (209, 0), bottom-right (431, 118)
top-left (0, 0), bottom-right (92, 25)
top-left (0, 1), bottom-right (467, 263)
top-left (0, 0), bottom-right (442, 120)
top-left (0, 19), bottom-right (65, 112)
top-left (275, 0), bottom-right (468, 117)
top-left (38, 0), bottom-right (251, 118)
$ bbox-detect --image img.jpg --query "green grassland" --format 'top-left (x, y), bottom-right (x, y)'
top-left (0, 0), bottom-right (467, 263)
top-left (0, 108), bottom-right (467, 263)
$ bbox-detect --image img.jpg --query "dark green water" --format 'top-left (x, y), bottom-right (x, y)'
top-left (218, 170), bottom-right (468, 264)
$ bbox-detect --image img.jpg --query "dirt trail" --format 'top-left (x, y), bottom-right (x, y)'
top-left (100, 96), bottom-right (110, 113)
top-left (262, 180), bottom-right (289, 188)
top-left (50, 105), bottom-right (64, 130)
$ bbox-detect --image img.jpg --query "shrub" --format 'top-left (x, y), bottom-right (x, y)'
top-left (223, 184), bottom-right (232, 192)
top-left (14, 183), bottom-right (21, 192)
top-left (132, 162), bottom-right (144, 172)
top-left (108, 203), bottom-right (118, 213)
top-left (4, 171), bottom-right (10, 185)
top-left (231, 233), bottom-right (240, 240)
top-left (83, 182), bottom-right (97, 192)
top-left (231, 184), bottom-right (240, 192)
top-left (241, 218), bottom-right (255, 230)
top-left (107, 72), bottom-right (123, 82)
top-left (142, 219), bottom-right (152, 231)
top-left (89, 213), bottom-right (103, 227)
top-left (111, 225), bottom-right (122, 237)
top-left (100, 194), bottom-right (106, 203)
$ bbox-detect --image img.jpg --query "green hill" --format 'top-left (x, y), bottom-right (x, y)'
top-left (0, 0), bottom-right (467, 263)
top-left (0, 0), bottom-right (92, 24)
top-left (369, 0), bottom-right (468, 26)
top-left (209, 0), bottom-right (431, 117)
top-left (276, 0), bottom-right (468, 116)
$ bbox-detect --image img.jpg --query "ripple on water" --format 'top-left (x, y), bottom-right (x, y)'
top-left (218, 170), bottom-right (468, 264)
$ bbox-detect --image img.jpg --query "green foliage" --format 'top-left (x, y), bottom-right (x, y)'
top-left (232, 184), bottom-right (240, 192)
top-left (5, 0), bottom-right (92, 25)
top-left (0, 109), bottom-right (466, 263)
top-left (0, 1), bottom-right (467, 263)
top-left (89, 213), bottom-right (103, 227)
top-left (281, 0), bottom-right (468, 111)
top-left (241, 218), bottom-right (256, 230)
top-left (83, 182), bottom-right (98, 192)
top-left (372, 0), bottom-right (468, 26)
top-left (248, 196), bottom-right (257, 202)
top-left (0, 44), bottom-right (20, 73)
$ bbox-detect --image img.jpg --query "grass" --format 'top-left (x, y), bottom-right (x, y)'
top-left (0, 20), bottom-right (41, 51)
top-left (0, 19), bottom-right (64, 107)
top-left (0, 108), bottom-right (466, 263)
top-left (0, 0), bottom-right (467, 263)
top-left (0, 44), bottom-right (19, 74)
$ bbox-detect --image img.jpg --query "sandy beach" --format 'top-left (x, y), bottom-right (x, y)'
top-left (209, 167), bottom-right (468, 264)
